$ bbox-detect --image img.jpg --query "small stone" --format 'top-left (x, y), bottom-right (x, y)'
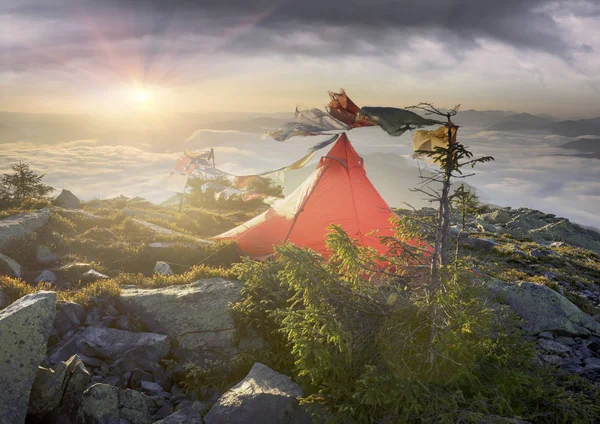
top-left (116, 316), bottom-right (131, 331)
top-left (34, 270), bottom-right (57, 284)
top-left (154, 261), bottom-right (174, 276)
top-left (555, 336), bottom-right (575, 346)
top-left (130, 369), bottom-right (154, 390)
top-left (538, 339), bottom-right (571, 355)
top-left (141, 380), bottom-right (164, 393)
top-left (541, 354), bottom-right (562, 365)
top-left (79, 354), bottom-right (105, 368)
top-left (81, 269), bottom-right (111, 282)
top-left (584, 357), bottom-right (600, 371)
top-left (538, 332), bottom-right (554, 340)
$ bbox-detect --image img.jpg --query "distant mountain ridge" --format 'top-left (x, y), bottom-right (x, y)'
top-left (3, 109), bottom-right (600, 147)
top-left (487, 113), bottom-right (553, 132)
top-left (489, 114), bottom-right (600, 137)
top-left (561, 138), bottom-right (600, 152)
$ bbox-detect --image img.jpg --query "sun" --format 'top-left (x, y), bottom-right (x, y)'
top-left (133, 88), bottom-right (150, 103)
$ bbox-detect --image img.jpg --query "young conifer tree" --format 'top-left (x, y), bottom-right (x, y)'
top-left (0, 162), bottom-right (54, 203)
top-left (406, 103), bottom-right (493, 292)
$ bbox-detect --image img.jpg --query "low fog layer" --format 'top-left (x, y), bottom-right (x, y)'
top-left (0, 127), bottom-right (598, 229)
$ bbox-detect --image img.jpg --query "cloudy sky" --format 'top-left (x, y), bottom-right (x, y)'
top-left (2, 0), bottom-right (600, 117)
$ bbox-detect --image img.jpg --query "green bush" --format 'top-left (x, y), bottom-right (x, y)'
top-left (229, 225), bottom-right (600, 423)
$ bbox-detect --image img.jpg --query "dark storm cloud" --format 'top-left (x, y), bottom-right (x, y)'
top-left (1, 0), bottom-right (595, 72)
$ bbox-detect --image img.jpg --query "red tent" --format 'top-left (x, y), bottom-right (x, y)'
top-left (214, 133), bottom-right (397, 259)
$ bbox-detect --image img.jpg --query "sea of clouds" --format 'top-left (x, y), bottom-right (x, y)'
top-left (0, 127), bottom-right (598, 229)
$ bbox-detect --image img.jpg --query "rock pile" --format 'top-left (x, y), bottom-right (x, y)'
top-left (478, 207), bottom-right (600, 254)
top-left (0, 277), bottom-right (280, 423)
top-left (489, 280), bottom-right (600, 383)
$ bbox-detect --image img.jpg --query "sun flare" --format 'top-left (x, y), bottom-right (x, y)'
top-left (131, 87), bottom-right (152, 104)
top-left (134, 89), bottom-right (149, 103)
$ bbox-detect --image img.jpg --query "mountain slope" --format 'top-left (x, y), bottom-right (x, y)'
top-left (487, 113), bottom-right (552, 132)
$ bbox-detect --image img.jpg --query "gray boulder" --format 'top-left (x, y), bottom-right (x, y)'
top-left (49, 327), bottom-right (171, 365)
top-left (0, 291), bottom-right (56, 424)
top-left (54, 189), bottom-right (81, 209)
top-left (28, 354), bottom-right (91, 421)
top-left (204, 362), bottom-right (310, 424)
top-left (34, 270), bottom-right (57, 284)
top-left (81, 269), bottom-right (110, 282)
top-left (0, 252), bottom-right (21, 278)
top-left (488, 280), bottom-right (600, 336)
top-left (77, 384), bottom-right (162, 424)
top-left (119, 278), bottom-right (241, 363)
top-left (0, 209), bottom-right (50, 250)
top-left (154, 261), bottom-right (174, 276)
top-left (467, 238), bottom-right (496, 252)
top-left (155, 407), bottom-right (203, 424)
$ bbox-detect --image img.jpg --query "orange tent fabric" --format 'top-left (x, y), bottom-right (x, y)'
top-left (214, 133), bottom-right (396, 259)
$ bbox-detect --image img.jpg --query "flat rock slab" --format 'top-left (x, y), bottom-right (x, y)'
top-left (488, 280), bottom-right (600, 337)
top-left (120, 278), bottom-right (241, 362)
top-left (0, 291), bottom-right (56, 424)
top-left (132, 219), bottom-right (214, 246)
top-left (49, 326), bottom-right (171, 364)
top-left (0, 209), bottom-right (50, 249)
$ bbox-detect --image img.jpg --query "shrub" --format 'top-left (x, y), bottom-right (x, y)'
top-left (0, 276), bottom-right (120, 309)
top-left (20, 197), bottom-right (52, 210)
top-left (229, 225), bottom-right (600, 423)
top-left (0, 276), bottom-right (50, 305)
top-left (115, 264), bottom-right (237, 289)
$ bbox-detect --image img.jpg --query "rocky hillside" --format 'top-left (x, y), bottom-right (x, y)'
top-left (0, 192), bottom-right (599, 423)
